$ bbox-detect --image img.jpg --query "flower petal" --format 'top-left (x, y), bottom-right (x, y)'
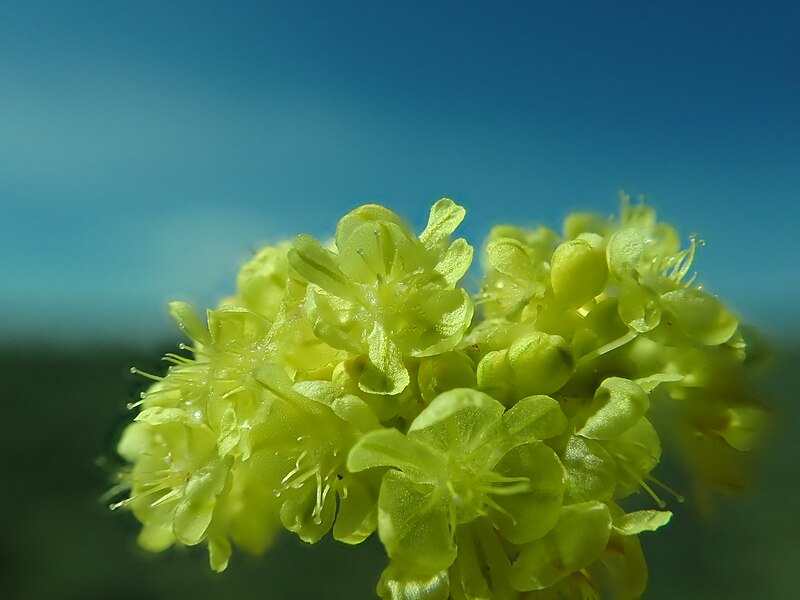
top-left (612, 510), bottom-right (672, 536)
top-left (419, 198), bottom-right (466, 250)
top-left (332, 474), bottom-right (378, 545)
top-left (501, 395), bottom-right (567, 445)
top-left (348, 428), bottom-right (441, 483)
top-left (377, 562), bottom-right (450, 600)
top-left (407, 388), bottom-right (504, 459)
top-left (576, 377), bottom-right (650, 441)
top-left (434, 238), bottom-right (473, 287)
top-left (378, 470), bottom-right (456, 573)
top-left (489, 443), bottom-right (565, 544)
top-left (173, 459), bottom-right (230, 545)
top-left (509, 501), bottom-right (612, 591)
top-left (360, 323), bottom-right (410, 395)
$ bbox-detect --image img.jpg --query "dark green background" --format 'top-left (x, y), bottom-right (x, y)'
top-left (1, 340), bottom-right (796, 599)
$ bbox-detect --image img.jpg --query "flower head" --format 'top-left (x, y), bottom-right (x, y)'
top-left (288, 199), bottom-right (474, 395)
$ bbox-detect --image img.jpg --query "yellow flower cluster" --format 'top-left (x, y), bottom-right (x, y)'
top-left (113, 195), bottom-right (766, 598)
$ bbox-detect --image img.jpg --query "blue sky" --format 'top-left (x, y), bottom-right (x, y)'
top-left (2, 1), bottom-right (799, 345)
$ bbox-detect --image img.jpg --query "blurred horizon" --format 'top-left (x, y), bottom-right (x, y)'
top-left (2, 0), bottom-right (799, 346)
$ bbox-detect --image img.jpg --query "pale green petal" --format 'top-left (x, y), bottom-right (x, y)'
top-left (279, 484), bottom-right (337, 544)
top-left (433, 238), bottom-right (472, 287)
top-left (333, 475), bottom-right (378, 544)
top-left (576, 378), bottom-right (650, 441)
top-left (394, 288), bottom-right (473, 357)
top-left (137, 521), bottom-right (175, 552)
top-left (486, 238), bottom-right (534, 280)
top-left (453, 526), bottom-right (492, 599)
top-left (378, 470), bottom-right (456, 573)
top-left (718, 404), bottom-right (768, 452)
top-left (507, 332), bottom-right (574, 397)
top-left (348, 428), bottom-right (441, 482)
top-left (509, 501), bottom-right (612, 591)
top-left (207, 306), bottom-right (271, 350)
top-left (293, 380), bottom-right (381, 433)
top-left (607, 417), bottom-right (662, 498)
top-left (173, 460), bottom-right (230, 545)
top-left (612, 510), bottom-right (672, 535)
top-left (135, 406), bottom-right (202, 427)
top-left (635, 372), bottom-right (683, 393)
top-left (168, 301), bottom-right (211, 345)
top-left (377, 562), bottom-right (450, 600)
top-left (550, 239), bottom-right (607, 307)
top-left (208, 535), bottom-right (232, 572)
top-left (563, 435), bottom-right (617, 502)
top-left (594, 533), bottom-right (648, 599)
top-left (476, 350), bottom-right (514, 403)
top-left (420, 198), bottom-right (466, 249)
top-left (304, 287), bottom-right (363, 353)
top-left (288, 234), bottom-right (353, 299)
top-left (607, 228), bottom-right (643, 280)
top-left (418, 352), bottom-right (477, 404)
top-left (618, 277), bottom-right (661, 332)
top-left (360, 323), bottom-right (411, 395)
top-left (660, 287), bottom-right (739, 345)
top-left (338, 221), bottom-right (425, 282)
top-left (407, 388), bottom-right (504, 459)
top-left (336, 203), bottom-right (409, 246)
top-left (502, 395), bottom-right (567, 444)
top-left (236, 242), bottom-right (291, 320)
top-left (563, 212), bottom-right (614, 239)
top-left (490, 443), bottom-right (565, 544)
top-left (216, 406), bottom-right (240, 457)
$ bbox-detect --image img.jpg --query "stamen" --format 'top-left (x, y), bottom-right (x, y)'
top-left (482, 495), bottom-right (517, 525)
top-left (149, 488), bottom-right (183, 508)
top-left (221, 385), bottom-right (247, 400)
top-left (576, 331), bottom-right (638, 367)
top-left (130, 367), bottom-right (163, 382)
top-left (647, 475), bottom-right (685, 503)
top-left (637, 478), bottom-right (667, 509)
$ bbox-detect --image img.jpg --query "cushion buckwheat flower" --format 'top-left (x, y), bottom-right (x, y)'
top-left (288, 199), bottom-right (474, 395)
